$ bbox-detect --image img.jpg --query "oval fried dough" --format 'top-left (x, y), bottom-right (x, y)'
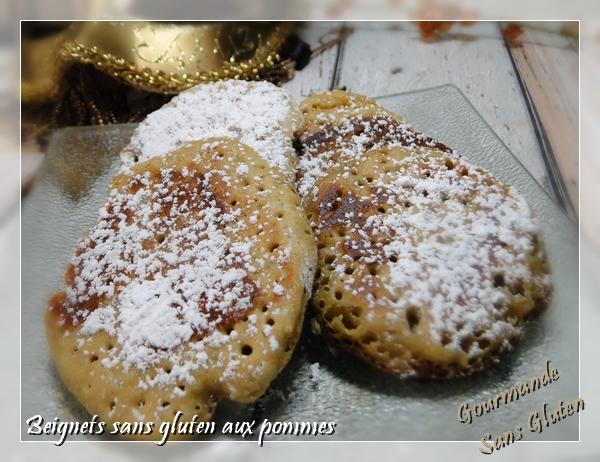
top-left (296, 90), bottom-right (552, 379)
top-left (46, 138), bottom-right (316, 439)
top-left (306, 146), bottom-right (552, 378)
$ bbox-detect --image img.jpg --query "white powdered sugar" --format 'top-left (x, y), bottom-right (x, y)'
top-left (302, 113), bottom-right (551, 357)
top-left (367, 155), bottom-right (543, 352)
top-left (309, 362), bottom-right (322, 384)
top-left (121, 80), bottom-right (302, 181)
top-left (297, 115), bottom-right (454, 199)
top-left (62, 149), bottom-right (261, 384)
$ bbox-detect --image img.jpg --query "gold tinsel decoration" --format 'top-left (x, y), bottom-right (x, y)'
top-left (21, 22), bottom-right (296, 142)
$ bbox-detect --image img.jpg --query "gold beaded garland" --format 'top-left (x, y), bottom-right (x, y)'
top-left (22, 22), bottom-right (295, 104)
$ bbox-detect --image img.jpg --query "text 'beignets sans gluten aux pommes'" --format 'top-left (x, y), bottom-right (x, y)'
top-left (296, 90), bottom-right (553, 379)
top-left (45, 81), bottom-right (317, 440)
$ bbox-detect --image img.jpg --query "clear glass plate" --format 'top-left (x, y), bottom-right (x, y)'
top-left (21, 85), bottom-right (578, 442)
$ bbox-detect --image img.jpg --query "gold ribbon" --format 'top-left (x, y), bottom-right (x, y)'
top-left (22, 21), bottom-right (294, 104)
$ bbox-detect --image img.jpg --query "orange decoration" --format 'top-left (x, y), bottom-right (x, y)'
top-left (503, 24), bottom-right (523, 40)
top-left (419, 21), bottom-right (439, 39)
top-left (414, 20), bottom-right (474, 40)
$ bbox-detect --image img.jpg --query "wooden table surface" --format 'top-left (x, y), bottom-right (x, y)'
top-left (283, 21), bottom-right (579, 220)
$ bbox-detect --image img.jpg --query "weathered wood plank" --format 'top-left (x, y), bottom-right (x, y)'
top-left (333, 26), bottom-right (553, 197)
top-left (510, 37), bottom-right (579, 215)
top-left (348, 20), bottom-right (503, 40)
top-left (282, 23), bottom-right (343, 102)
top-left (581, 54), bottom-right (600, 244)
top-left (503, 23), bottom-right (576, 48)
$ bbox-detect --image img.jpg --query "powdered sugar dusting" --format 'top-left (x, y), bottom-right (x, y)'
top-left (121, 80), bottom-right (302, 181)
top-left (302, 115), bottom-right (552, 362)
top-left (297, 115), bottom-right (454, 199)
top-left (374, 154), bottom-right (544, 351)
top-left (316, 147), bottom-right (551, 355)
top-left (57, 141), bottom-right (262, 385)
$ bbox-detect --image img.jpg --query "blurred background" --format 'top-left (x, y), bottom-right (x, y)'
top-left (4, 0), bottom-right (600, 460)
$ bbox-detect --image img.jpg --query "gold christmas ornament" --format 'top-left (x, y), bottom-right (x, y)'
top-left (22, 21), bottom-right (295, 104)
top-left (21, 22), bottom-right (302, 143)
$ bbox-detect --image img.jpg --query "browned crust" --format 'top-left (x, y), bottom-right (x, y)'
top-left (46, 138), bottom-right (317, 438)
top-left (297, 91), bottom-right (552, 379)
top-left (308, 148), bottom-right (552, 379)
